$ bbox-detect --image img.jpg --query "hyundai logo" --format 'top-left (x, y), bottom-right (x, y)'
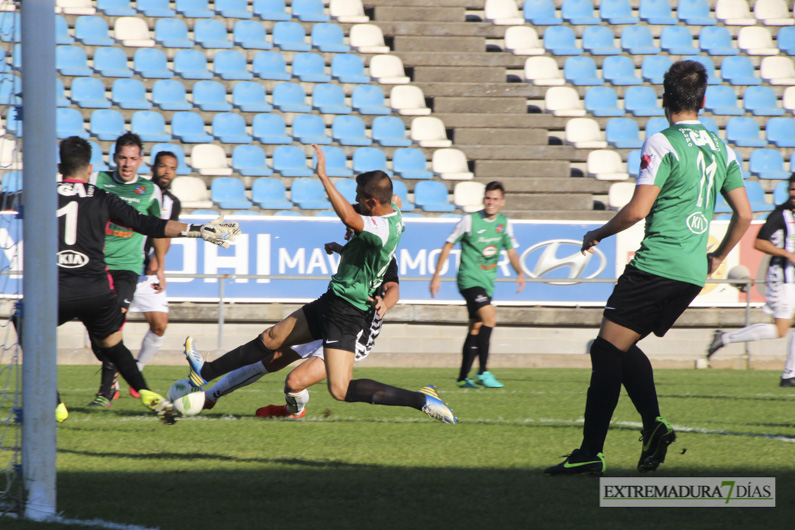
top-left (521, 239), bottom-right (607, 285)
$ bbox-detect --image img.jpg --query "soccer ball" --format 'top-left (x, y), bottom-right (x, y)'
top-left (167, 378), bottom-right (205, 416)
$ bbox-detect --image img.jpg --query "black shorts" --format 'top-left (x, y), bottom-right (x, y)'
top-left (109, 269), bottom-right (139, 310)
top-left (302, 291), bottom-right (369, 354)
top-left (604, 265), bottom-right (702, 338)
top-left (58, 292), bottom-right (125, 340)
top-left (460, 286), bottom-right (492, 320)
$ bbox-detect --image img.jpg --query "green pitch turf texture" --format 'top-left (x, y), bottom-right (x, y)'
top-left (5, 366), bottom-right (795, 529)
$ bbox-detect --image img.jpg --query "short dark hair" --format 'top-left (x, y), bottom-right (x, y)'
top-left (663, 60), bottom-right (708, 114)
top-left (485, 181), bottom-right (505, 195)
top-left (59, 136), bottom-right (92, 177)
top-left (355, 170), bottom-right (393, 204)
top-left (114, 132), bottom-right (143, 157)
top-left (154, 150), bottom-right (177, 167)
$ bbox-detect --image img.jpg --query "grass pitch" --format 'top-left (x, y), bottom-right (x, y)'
top-left (5, 366), bottom-right (795, 529)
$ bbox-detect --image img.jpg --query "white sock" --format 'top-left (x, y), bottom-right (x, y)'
top-left (783, 333), bottom-right (795, 380)
top-left (285, 389), bottom-right (309, 414)
top-left (136, 330), bottom-right (164, 371)
top-left (205, 362), bottom-right (268, 403)
top-left (722, 324), bottom-right (779, 345)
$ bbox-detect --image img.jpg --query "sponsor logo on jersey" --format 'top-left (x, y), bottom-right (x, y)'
top-left (482, 245), bottom-right (498, 258)
top-left (134, 185), bottom-right (147, 195)
top-left (477, 229), bottom-right (486, 234)
top-left (495, 224), bottom-right (505, 233)
top-left (641, 154), bottom-right (652, 170)
top-left (686, 212), bottom-right (709, 234)
top-left (57, 250), bottom-right (89, 268)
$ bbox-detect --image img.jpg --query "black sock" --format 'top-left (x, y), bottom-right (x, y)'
top-left (98, 341), bottom-right (148, 394)
top-left (458, 334), bottom-right (478, 381)
top-left (623, 344), bottom-right (660, 431)
top-left (202, 336), bottom-right (273, 382)
top-left (581, 337), bottom-right (624, 457)
top-left (476, 326), bottom-right (493, 374)
top-left (344, 379), bottom-right (426, 410)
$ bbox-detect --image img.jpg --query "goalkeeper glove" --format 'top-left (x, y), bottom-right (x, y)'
top-left (181, 216), bottom-right (241, 248)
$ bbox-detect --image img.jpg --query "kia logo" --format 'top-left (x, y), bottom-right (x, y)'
top-left (521, 239), bottom-right (607, 285)
top-left (57, 250), bottom-right (88, 268)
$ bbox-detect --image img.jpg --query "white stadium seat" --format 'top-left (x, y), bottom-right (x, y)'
top-left (565, 118), bottom-right (608, 149)
top-left (453, 181), bottom-right (486, 213)
top-left (715, 0), bottom-right (756, 25)
top-left (608, 182), bottom-right (635, 210)
top-left (504, 26), bottom-right (544, 56)
top-left (544, 86), bottom-right (586, 117)
top-left (523, 57), bottom-right (565, 86)
top-left (737, 27), bottom-right (779, 56)
top-left (410, 117), bottom-right (453, 148)
top-left (586, 150), bottom-right (629, 181)
top-left (114, 17), bottom-right (156, 47)
top-left (369, 55), bottom-right (410, 84)
top-left (484, 0), bottom-right (525, 25)
top-left (349, 24), bottom-right (390, 53)
top-left (170, 176), bottom-right (214, 209)
top-left (329, 0), bottom-right (369, 23)
top-left (389, 85), bottom-right (431, 115)
top-left (191, 144), bottom-right (233, 176)
top-left (432, 148), bottom-right (474, 180)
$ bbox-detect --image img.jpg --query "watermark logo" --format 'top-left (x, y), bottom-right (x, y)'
top-left (600, 477), bottom-right (775, 508)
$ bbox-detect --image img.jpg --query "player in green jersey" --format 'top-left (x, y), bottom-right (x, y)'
top-left (546, 60), bottom-right (752, 476)
top-left (180, 144), bottom-right (457, 424)
top-left (429, 182), bottom-right (525, 389)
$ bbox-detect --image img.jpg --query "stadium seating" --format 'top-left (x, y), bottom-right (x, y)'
top-left (272, 145), bottom-right (313, 176)
top-left (252, 178), bottom-right (293, 209)
top-left (89, 109), bottom-right (126, 141)
top-left (602, 56), bottom-right (642, 85)
top-left (715, 0), bottom-right (756, 25)
top-left (725, 117), bottom-right (767, 147)
top-left (565, 117), bottom-right (607, 148)
top-left (0, 171), bottom-right (21, 193)
top-left (737, 27), bottom-right (779, 55)
top-left (753, 0), bottom-right (795, 25)
top-left (253, 51), bottom-right (292, 80)
top-left (392, 148), bottom-right (432, 179)
top-left (599, 0), bottom-right (639, 24)
top-left (252, 114), bottom-right (292, 144)
top-left (677, 0), bottom-right (717, 25)
top-left (391, 180), bottom-right (415, 212)
top-left (272, 82), bottom-right (312, 112)
top-left (784, 87), bottom-right (795, 114)
top-left (704, 86), bottom-right (744, 116)
top-left (176, 0), bottom-right (214, 17)
top-left (605, 118), bottom-right (643, 148)
top-left (171, 177), bottom-right (213, 208)
top-left (329, 0), bottom-right (369, 23)
top-left (214, 50), bottom-right (253, 80)
top-left (523, 57), bottom-right (565, 85)
top-left (313, 145), bottom-right (353, 177)
top-left (114, 17), bottom-right (155, 47)
top-left (292, 52), bottom-right (331, 82)
top-left (57, 0), bottom-right (96, 15)
top-left (369, 55), bottom-right (410, 84)
top-left (332, 115), bottom-right (372, 146)
top-left (720, 56), bottom-right (761, 85)
top-left (74, 16), bottom-right (113, 46)
top-left (627, 149), bottom-right (641, 178)
top-left (292, 114), bottom-right (332, 144)
top-left (155, 19), bottom-right (193, 48)
top-left (699, 26), bottom-right (739, 56)
top-left (523, 0), bottom-right (562, 25)
top-left (212, 113), bottom-right (252, 144)
top-left (171, 112), bottom-right (214, 143)
top-left (749, 149), bottom-right (789, 180)
top-left (645, 117), bottom-right (668, 138)
top-left (561, 0), bottom-right (599, 24)
top-left (57, 46), bottom-right (92, 76)
top-left (211, 177), bottom-right (252, 209)
top-left (700, 116), bottom-right (720, 134)
top-left (760, 57), bottom-right (795, 85)
top-left (194, 19), bottom-right (232, 49)
top-left (371, 116), bottom-right (412, 147)
top-left (88, 140), bottom-right (108, 171)
top-left (292, 0), bottom-right (330, 22)
top-left (0, 12), bottom-right (19, 43)
top-left (193, 144), bottom-right (233, 176)
top-left (234, 20), bottom-right (272, 49)
top-left (660, 26), bottom-right (699, 55)
top-left (290, 178), bottom-right (332, 209)
top-left (390, 85), bottom-right (431, 116)
top-left (131, 111), bottom-right (171, 142)
top-left (152, 80), bottom-right (191, 110)
top-left (503, 26), bottom-right (544, 56)
top-left (564, 57), bottom-right (602, 86)
top-left (743, 86), bottom-right (784, 116)
top-left (57, 108), bottom-right (89, 139)
top-left (133, 48), bottom-right (173, 78)
top-left (682, 55), bottom-right (721, 85)
top-left (433, 148), bottom-right (474, 180)
top-left (137, 0), bottom-right (176, 17)
top-left (93, 46), bottom-right (133, 77)
top-left (410, 117), bottom-right (452, 148)
top-left (545, 86), bottom-right (586, 117)
top-left (607, 182), bottom-right (634, 209)
top-left (773, 181), bottom-right (789, 205)
top-left (766, 117), bottom-right (795, 148)
top-left (639, 0), bottom-right (677, 24)
top-left (215, 0), bottom-right (252, 18)
top-left (582, 26), bottom-right (620, 55)
top-left (621, 26), bottom-right (661, 55)
top-left (331, 54), bottom-right (370, 83)
top-left (453, 181), bottom-right (486, 213)
top-left (272, 21), bottom-right (311, 51)
top-left (151, 143), bottom-right (191, 174)
top-left (777, 26), bottom-right (795, 55)
top-left (111, 78), bottom-right (151, 109)
top-left (311, 23), bottom-right (350, 53)
top-left (586, 150), bottom-right (629, 180)
top-left (543, 26), bottom-right (582, 55)
top-left (641, 56), bottom-right (672, 84)
top-left (624, 86), bottom-right (663, 117)
top-left (351, 85), bottom-right (390, 114)
top-left (56, 78), bottom-right (69, 107)
top-left (232, 82), bottom-right (272, 112)
top-left (484, 0), bottom-right (525, 25)
top-left (71, 77), bottom-right (112, 108)
top-left (193, 80), bottom-right (233, 111)
top-left (349, 24), bottom-right (390, 53)
top-left (414, 181), bottom-right (455, 212)
top-left (312, 83), bottom-right (352, 114)
top-left (98, 0), bottom-right (135, 16)
top-left (253, 0), bottom-right (290, 20)
top-left (233, 146), bottom-right (273, 177)
top-left (745, 180), bottom-right (775, 212)
top-left (584, 86), bottom-right (623, 117)
top-left (352, 147), bottom-right (389, 173)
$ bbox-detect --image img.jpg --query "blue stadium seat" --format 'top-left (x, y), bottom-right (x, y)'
top-left (132, 111), bottom-right (171, 142)
top-left (640, 56), bottom-right (672, 84)
top-left (0, 13), bottom-right (20, 43)
top-left (292, 52), bottom-right (331, 82)
top-left (352, 147), bottom-right (389, 173)
top-left (311, 83), bottom-right (352, 114)
top-left (312, 23), bottom-right (350, 53)
top-left (732, 148), bottom-right (750, 179)
top-left (152, 80), bottom-right (191, 110)
top-left (234, 146), bottom-right (273, 177)
top-left (133, 48), bottom-right (173, 79)
top-left (290, 178), bottom-right (332, 209)
top-left (213, 50), bottom-right (254, 81)
top-left (292, 114), bottom-right (332, 144)
top-left (0, 74), bottom-right (20, 106)
top-left (70, 77), bottom-right (111, 109)
top-left (621, 26), bottom-right (661, 55)
top-left (57, 46), bottom-right (92, 76)
top-left (272, 82), bottom-right (311, 112)
top-left (111, 78), bottom-right (151, 110)
top-left (252, 178), bottom-right (293, 208)
top-left (272, 21), bottom-right (311, 52)
top-left (523, 0), bottom-right (562, 25)
top-left (74, 16), bottom-right (113, 46)
top-left (391, 180), bottom-right (415, 212)
top-left (749, 149), bottom-right (789, 180)
top-left (212, 113), bottom-right (253, 144)
top-left (88, 140), bottom-right (109, 171)
top-left (774, 181), bottom-right (789, 205)
top-left (176, 0), bottom-right (214, 17)
top-left (1, 172), bottom-right (21, 193)
top-left (599, 0), bottom-right (639, 24)
top-left (627, 149), bottom-right (641, 178)
top-left (56, 78), bottom-right (69, 107)
top-left (414, 181), bottom-right (455, 212)
top-left (766, 117), bottom-right (795, 148)
top-left (543, 26), bottom-right (582, 55)
top-left (97, 0), bottom-right (135, 16)
top-left (155, 19), bottom-right (193, 48)
top-left (211, 177), bottom-right (253, 209)
top-left (89, 109), bottom-right (126, 141)
top-left (137, 0), bottom-right (177, 17)
top-left (624, 86), bottom-right (663, 117)
top-left (332, 116), bottom-right (371, 146)
top-left (173, 50), bottom-right (214, 79)
top-left (660, 26), bottom-right (698, 55)
top-left (194, 19), bottom-right (232, 49)
top-left (151, 143), bottom-right (191, 174)
top-left (56, 15), bottom-right (74, 45)
top-left (372, 116), bottom-right (412, 147)
top-left (313, 145), bottom-right (353, 177)
top-left (725, 117), bottom-right (766, 147)
top-left (564, 56), bottom-right (602, 86)
top-left (234, 20), bottom-right (272, 49)
top-left (193, 81), bottom-right (233, 111)
top-left (582, 26), bottom-right (620, 55)
top-left (171, 112), bottom-right (214, 143)
top-left (351, 85), bottom-right (390, 114)
top-left (253, 51), bottom-right (291, 80)
top-left (393, 148), bottom-right (432, 179)
top-left (700, 116), bottom-right (719, 134)
top-left (745, 180), bottom-right (774, 213)
top-left (5, 106), bottom-right (22, 137)
top-left (10, 43), bottom-right (20, 69)
top-left (331, 54), bottom-right (370, 83)
top-left (584, 86), bottom-right (623, 117)
top-left (253, 0), bottom-right (291, 20)
top-left (93, 47), bottom-right (133, 77)
top-left (215, 0), bottom-right (252, 18)
top-left (232, 81), bottom-right (273, 112)
top-left (699, 26), bottom-right (739, 56)
top-left (682, 55), bottom-right (720, 85)
top-left (57, 108), bottom-right (88, 139)
top-left (0, 47), bottom-right (13, 73)
top-left (778, 26), bottom-right (795, 55)
top-left (677, 0), bottom-right (716, 25)
top-left (292, 0), bottom-right (330, 21)
top-left (704, 86), bottom-right (743, 116)
top-left (744, 86), bottom-right (784, 116)
top-left (606, 118), bottom-right (643, 148)
top-left (252, 114), bottom-right (292, 144)
top-left (561, 0), bottom-right (599, 24)
top-left (639, 0), bottom-right (677, 24)
top-left (334, 179), bottom-right (357, 204)
top-left (645, 117), bottom-right (668, 138)
top-left (602, 56), bottom-right (642, 85)
top-left (720, 56), bottom-right (761, 86)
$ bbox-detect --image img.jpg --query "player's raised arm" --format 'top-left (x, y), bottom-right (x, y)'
top-left (313, 144), bottom-right (364, 233)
